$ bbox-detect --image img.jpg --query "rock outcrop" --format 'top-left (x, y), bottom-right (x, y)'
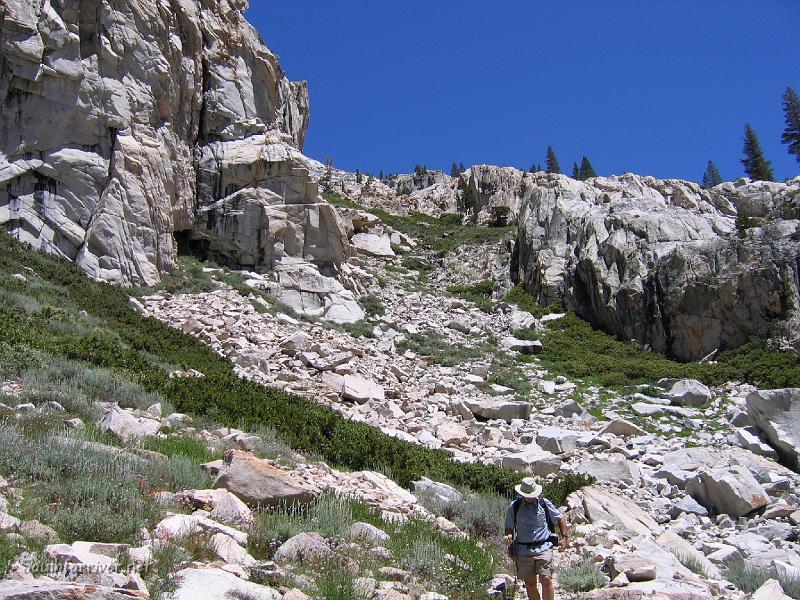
top-left (747, 388), bottom-right (800, 470)
top-left (0, 0), bottom-right (345, 285)
top-left (514, 173), bottom-right (800, 360)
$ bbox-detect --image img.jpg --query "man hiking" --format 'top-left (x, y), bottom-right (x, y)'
top-left (504, 477), bottom-right (569, 600)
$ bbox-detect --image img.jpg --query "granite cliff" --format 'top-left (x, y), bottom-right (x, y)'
top-left (0, 0), bottom-right (344, 286)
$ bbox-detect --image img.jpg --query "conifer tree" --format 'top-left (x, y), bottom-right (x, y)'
top-left (579, 156), bottom-right (597, 180)
top-left (572, 162), bottom-right (580, 179)
top-left (546, 146), bottom-right (561, 174)
top-left (459, 162), bottom-right (465, 173)
top-left (702, 161), bottom-right (723, 188)
top-left (782, 86), bottom-right (800, 165)
top-left (741, 124), bottom-right (774, 181)
top-left (379, 170), bottom-right (384, 180)
top-left (451, 162), bottom-right (460, 177)
top-left (356, 169), bottom-right (363, 183)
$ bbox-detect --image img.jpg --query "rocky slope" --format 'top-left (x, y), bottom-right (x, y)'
top-left (323, 162), bottom-right (800, 360)
top-left (0, 0), bottom-right (343, 286)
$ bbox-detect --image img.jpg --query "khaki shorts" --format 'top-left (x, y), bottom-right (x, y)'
top-left (516, 550), bottom-right (553, 579)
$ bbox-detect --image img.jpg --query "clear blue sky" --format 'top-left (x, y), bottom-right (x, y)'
top-left (247, 1), bottom-right (799, 182)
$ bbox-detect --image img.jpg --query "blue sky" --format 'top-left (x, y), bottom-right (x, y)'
top-left (247, 1), bottom-right (799, 182)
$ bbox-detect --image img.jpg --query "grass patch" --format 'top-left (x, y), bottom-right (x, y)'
top-left (0, 422), bottom-right (210, 544)
top-left (488, 354), bottom-right (532, 397)
top-left (507, 284), bottom-right (564, 318)
top-left (397, 331), bottom-right (491, 367)
top-left (324, 191), bottom-right (513, 256)
top-left (509, 285), bottom-right (800, 388)
top-left (557, 559), bottom-right (607, 593)
top-left (141, 434), bottom-right (219, 463)
top-left (725, 560), bottom-right (800, 598)
top-left (447, 280), bottom-right (494, 313)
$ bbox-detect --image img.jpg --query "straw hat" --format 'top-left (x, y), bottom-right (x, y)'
top-left (514, 477), bottom-right (542, 499)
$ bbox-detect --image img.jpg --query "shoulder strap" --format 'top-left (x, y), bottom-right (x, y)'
top-left (512, 498), bottom-right (522, 537)
top-left (539, 498), bottom-right (556, 534)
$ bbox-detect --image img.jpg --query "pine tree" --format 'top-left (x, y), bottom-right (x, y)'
top-left (451, 162), bottom-right (460, 177)
top-left (571, 162), bottom-right (580, 179)
top-left (546, 146), bottom-right (561, 174)
top-left (579, 156), bottom-right (597, 180)
top-left (356, 169), bottom-right (363, 183)
top-left (379, 170), bottom-right (384, 180)
top-left (782, 86), bottom-right (800, 165)
top-left (459, 162), bottom-right (465, 173)
top-left (702, 161), bottom-right (723, 188)
top-left (741, 124), bottom-right (774, 181)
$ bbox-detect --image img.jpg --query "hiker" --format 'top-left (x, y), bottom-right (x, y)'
top-left (504, 477), bottom-right (569, 600)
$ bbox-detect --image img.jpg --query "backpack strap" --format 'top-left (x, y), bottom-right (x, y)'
top-left (511, 498), bottom-right (522, 540)
top-left (539, 498), bottom-right (556, 534)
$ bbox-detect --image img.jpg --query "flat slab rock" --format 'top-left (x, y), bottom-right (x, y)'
top-left (170, 567), bottom-right (280, 600)
top-left (0, 580), bottom-right (149, 599)
top-left (213, 450), bottom-right (319, 508)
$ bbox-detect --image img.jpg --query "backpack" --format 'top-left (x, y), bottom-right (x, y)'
top-left (511, 498), bottom-right (557, 543)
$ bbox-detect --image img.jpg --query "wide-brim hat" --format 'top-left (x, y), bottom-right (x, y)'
top-left (514, 477), bottom-right (542, 499)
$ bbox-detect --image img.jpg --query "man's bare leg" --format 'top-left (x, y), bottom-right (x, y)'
top-left (540, 574), bottom-right (554, 600)
top-left (523, 576), bottom-right (541, 600)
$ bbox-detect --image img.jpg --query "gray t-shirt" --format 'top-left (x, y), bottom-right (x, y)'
top-left (505, 498), bottom-right (563, 556)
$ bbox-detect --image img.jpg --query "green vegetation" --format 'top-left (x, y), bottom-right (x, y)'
top-left (702, 160), bottom-right (724, 188)
top-left (546, 145), bottom-right (561, 174)
top-left (488, 206), bottom-right (511, 227)
top-left (0, 421), bottom-right (210, 544)
top-left (324, 191), bottom-right (513, 255)
top-left (508, 284), bottom-right (800, 388)
top-left (579, 156), bottom-right (597, 180)
top-left (447, 280), bottom-right (494, 313)
top-left (141, 434), bottom-right (220, 463)
top-left (506, 284), bottom-right (564, 318)
top-left (557, 560), bottom-right (607, 593)
top-left (783, 86), bottom-right (800, 165)
top-left (360, 293), bottom-right (385, 318)
top-left (0, 232), bottom-right (536, 495)
top-left (397, 331), bottom-right (489, 368)
top-left (741, 123), bottom-right (774, 181)
top-left (725, 560), bottom-right (800, 599)
top-left (247, 491), bottom-right (498, 599)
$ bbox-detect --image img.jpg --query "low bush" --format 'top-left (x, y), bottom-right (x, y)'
top-left (447, 280), bottom-right (495, 313)
top-left (359, 294), bottom-right (385, 317)
top-left (725, 560), bottom-right (800, 598)
top-left (557, 559), bottom-right (607, 593)
top-left (141, 434), bottom-right (219, 464)
top-left (397, 332), bottom-right (489, 368)
top-left (388, 520), bottom-right (494, 598)
top-left (508, 284), bottom-right (800, 388)
top-left (0, 422), bottom-right (209, 544)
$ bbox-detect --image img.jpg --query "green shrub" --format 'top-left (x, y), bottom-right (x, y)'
top-left (402, 256), bottom-right (433, 272)
top-left (388, 520), bottom-right (493, 598)
top-left (0, 535), bottom-right (22, 577)
top-left (508, 284), bottom-right (800, 388)
top-left (360, 294), bottom-right (385, 317)
top-left (141, 435), bottom-right (218, 463)
top-left (557, 559), bottom-right (606, 593)
top-left (316, 560), bottom-right (367, 600)
top-left (447, 280), bottom-right (495, 313)
top-left (725, 560), bottom-right (800, 598)
top-left (397, 332), bottom-right (489, 368)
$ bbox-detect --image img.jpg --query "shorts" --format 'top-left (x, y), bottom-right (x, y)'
top-left (516, 550), bottom-right (553, 579)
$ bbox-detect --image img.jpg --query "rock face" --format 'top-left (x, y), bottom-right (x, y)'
top-left (686, 466), bottom-right (769, 517)
top-left (0, 0), bottom-right (346, 285)
top-left (747, 388), bottom-right (800, 470)
top-left (212, 450), bottom-right (319, 508)
top-left (514, 173), bottom-right (800, 360)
